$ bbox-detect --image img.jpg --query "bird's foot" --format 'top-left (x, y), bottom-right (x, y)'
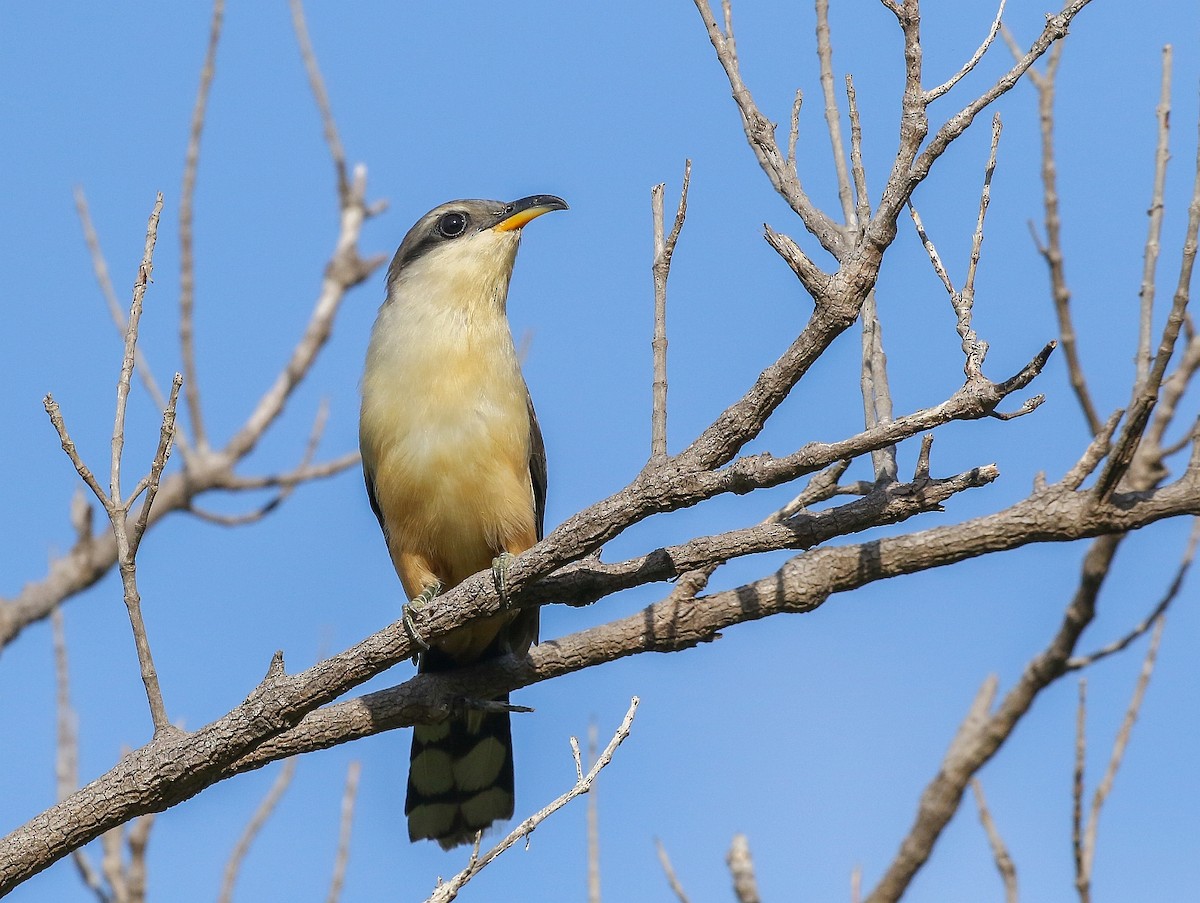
top-left (403, 581), bottom-right (441, 663)
top-left (492, 552), bottom-right (517, 608)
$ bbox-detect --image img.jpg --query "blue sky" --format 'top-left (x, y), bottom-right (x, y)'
top-left (1, 2), bottom-right (1197, 901)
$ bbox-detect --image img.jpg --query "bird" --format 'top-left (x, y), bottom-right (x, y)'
top-left (359, 194), bottom-right (567, 849)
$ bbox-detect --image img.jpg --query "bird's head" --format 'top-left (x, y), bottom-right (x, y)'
top-left (385, 195), bottom-right (568, 306)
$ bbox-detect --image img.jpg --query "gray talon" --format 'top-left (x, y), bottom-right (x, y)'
top-left (403, 580), bottom-right (441, 661)
top-left (492, 552), bottom-right (517, 608)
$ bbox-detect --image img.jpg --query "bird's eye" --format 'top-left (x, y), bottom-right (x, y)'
top-left (437, 212), bottom-right (468, 238)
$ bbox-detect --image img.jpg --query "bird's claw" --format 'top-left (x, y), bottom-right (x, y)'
top-left (492, 552), bottom-right (517, 608)
top-left (403, 581), bottom-right (441, 663)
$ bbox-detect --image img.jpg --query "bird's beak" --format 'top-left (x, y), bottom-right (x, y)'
top-left (491, 195), bottom-right (569, 232)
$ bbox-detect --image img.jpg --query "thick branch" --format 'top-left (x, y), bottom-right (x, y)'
top-left (211, 470), bottom-right (1200, 780)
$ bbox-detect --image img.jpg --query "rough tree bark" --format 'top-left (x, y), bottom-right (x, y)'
top-left (1, 0), bottom-right (1195, 900)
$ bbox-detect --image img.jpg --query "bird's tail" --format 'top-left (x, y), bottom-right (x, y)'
top-left (405, 650), bottom-right (515, 849)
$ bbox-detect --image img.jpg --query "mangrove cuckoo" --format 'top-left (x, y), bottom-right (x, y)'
top-left (359, 194), bottom-right (567, 848)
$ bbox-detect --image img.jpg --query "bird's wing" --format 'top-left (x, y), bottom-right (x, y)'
top-left (527, 388), bottom-right (547, 542)
top-left (362, 459), bottom-right (388, 542)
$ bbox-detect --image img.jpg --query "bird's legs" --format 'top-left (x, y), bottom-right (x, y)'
top-left (492, 552), bottom-right (517, 608)
top-left (403, 580), bottom-right (441, 661)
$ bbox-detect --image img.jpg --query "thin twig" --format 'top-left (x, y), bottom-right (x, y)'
top-left (129, 374), bottom-right (183, 551)
top-left (50, 195), bottom-right (175, 735)
top-left (190, 399), bottom-right (337, 526)
top-left (426, 699), bottom-right (639, 903)
top-left (325, 760), bottom-right (360, 903)
top-left (1068, 516), bottom-right (1197, 669)
top-left (54, 609), bottom-right (110, 903)
top-left (860, 290), bottom-right (898, 483)
top-left (73, 187), bottom-right (179, 446)
top-left (787, 89), bottom-right (804, 173)
top-left (288, 0), bottom-right (348, 202)
top-left (861, 493), bottom-right (1133, 903)
top-left (846, 63), bottom-right (894, 482)
top-left (1094, 110), bottom-right (1200, 500)
top-left (955, 112), bottom-right (1002, 379)
top-left (1073, 679), bottom-right (1088, 902)
top-left (962, 113), bottom-right (1003, 333)
top-left (908, 113), bottom-right (1002, 382)
top-left (587, 721), bottom-right (601, 903)
top-left (223, 160), bottom-right (384, 463)
top-left (692, 0), bottom-right (844, 257)
top-left (100, 827), bottom-right (125, 903)
top-left (650, 161), bottom-right (692, 463)
top-left (218, 758), bottom-right (298, 903)
top-left (111, 195), bottom-right (164, 507)
top-left (115, 200), bottom-right (173, 735)
top-left (727, 833), bottom-right (761, 903)
top-left (52, 608), bottom-right (77, 803)
top-left (656, 838), bottom-right (691, 903)
top-left (815, 0), bottom-right (856, 229)
top-left (1077, 617), bottom-right (1167, 900)
top-left (926, 0), bottom-right (1008, 102)
top-left (1146, 333), bottom-right (1200, 455)
top-left (908, 203), bottom-right (957, 297)
top-left (43, 397), bottom-right (108, 512)
top-left (179, 0), bottom-right (225, 451)
top-left (124, 816), bottom-right (153, 903)
top-left (846, 75), bottom-right (871, 227)
top-left (1137, 46), bottom-right (1174, 387)
top-left (1, 0), bottom-right (384, 656)
top-left (209, 448), bottom-right (360, 493)
top-left (1010, 34), bottom-right (1102, 435)
top-left (971, 779), bottom-right (1017, 903)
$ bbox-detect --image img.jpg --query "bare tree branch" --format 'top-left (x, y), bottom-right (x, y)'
top-left (324, 760), bottom-right (361, 903)
top-left (213, 464), bottom-right (1200, 782)
top-left (815, 0), bottom-right (856, 229)
top-left (650, 160), bottom-right (692, 463)
top-left (3, 436), bottom-right (1186, 889)
top-left (692, 0), bottom-right (845, 257)
top-left (1138, 46), bottom-right (1174, 385)
top-left (424, 699), bottom-right (639, 903)
top-left (910, 113), bottom-right (1002, 381)
top-left (587, 722), bottom-right (601, 903)
top-left (656, 838), bottom-right (690, 903)
top-left (971, 779), bottom-right (1018, 903)
top-left (73, 187), bottom-right (178, 443)
top-left (288, 0), bottom-right (348, 201)
top-left (1076, 617), bottom-right (1167, 901)
top-left (1094, 112), bottom-right (1200, 499)
top-left (53, 609), bottom-right (109, 903)
top-left (859, 289), bottom-right (898, 483)
top-left (959, 113), bottom-right (1003, 377)
top-left (1005, 31), bottom-right (1101, 435)
top-left (189, 399), bottom-right (340, 526)
top-left (845, 74), bottom-right (871, 229)
top-left (178, 0), bottom-right (224, 451)
top-left (727, 834), bottom-right (761, 903)
top-left (44, 194), bottom-right (177, 736)
top-left (862, 504), bottom-right (1154, 903)
top-left (123, 817), bottom-right (152, 903)
top-left (908, 202), bottom-right (957, 297)
top-left (1072, 679), bottom-right (1088, 902)
top-left (218, 758), bottom-right (298, 903)
top-left (6, 7), bottom-right (1196, 901)
top-left (926, 0), bottom-right (1007, 103)
top-left (1068, 516), bottom-right (1197, 669)
top-left (0, 11), bottom-right (385, 654)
